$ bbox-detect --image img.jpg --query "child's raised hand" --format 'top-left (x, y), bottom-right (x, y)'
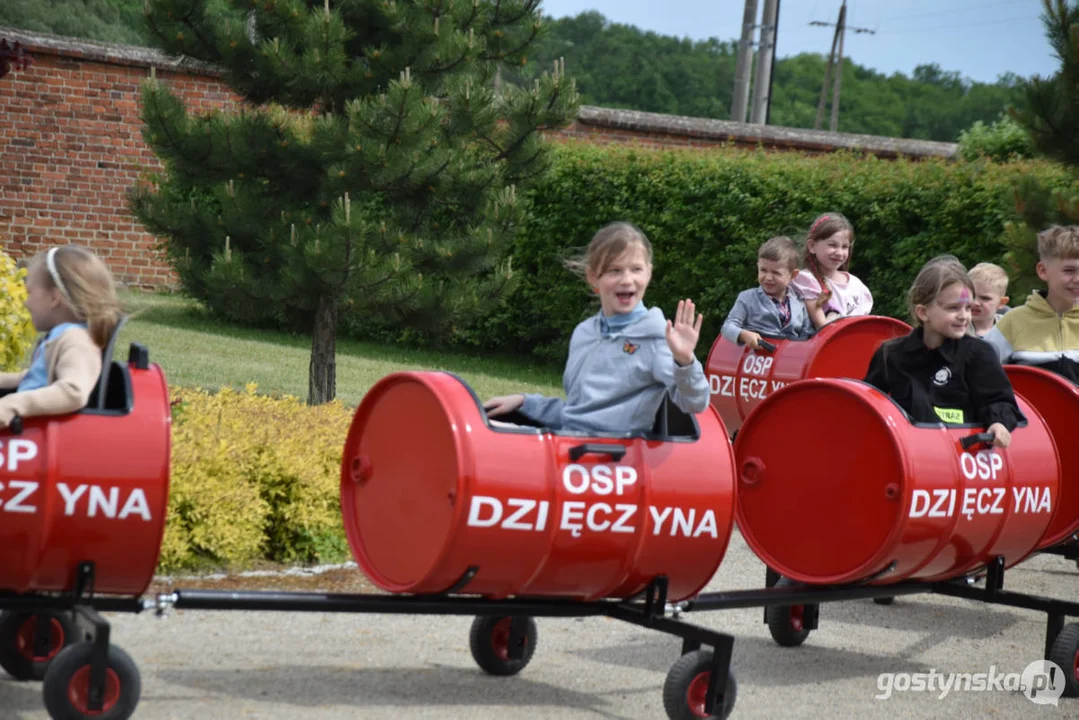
top-left (484, 394), bottom-right (525, 417)
top-left (987, 422), bottom-right (1011, 449)
top-left (666, 299), bottom-right (703, 366)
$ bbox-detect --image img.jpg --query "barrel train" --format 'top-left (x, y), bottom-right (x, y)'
top-left (2, 316), bottom-right (1079, 719)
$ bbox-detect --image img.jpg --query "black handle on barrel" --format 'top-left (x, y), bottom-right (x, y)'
top-left (960, 432), bottom-right (996, 450)
top-left (9, 416), bottom-right (22, 435)
top-left (569, 443), bottom-right (627, 462)
top-left (758, 339), bottom-right (777, 353)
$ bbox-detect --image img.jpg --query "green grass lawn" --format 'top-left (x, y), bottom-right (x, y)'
top-left (117, 291), bottom-right (563, 406)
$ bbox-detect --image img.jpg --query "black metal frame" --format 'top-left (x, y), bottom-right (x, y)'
top-left (0, 567), bottom-right (737, 717)
top-left (6, 551), bottom-right (1079, 717)
top-left (683, 554), bottom-right (1079, 680)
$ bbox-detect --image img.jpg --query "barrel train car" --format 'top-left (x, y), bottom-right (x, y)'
top-left (0, 325), bottom-right (170, 720)
top-left (723, 363), bottom-right (1079, 695)
top-left (5, 316), bottom-right (1079, 719)
top-left (0, 352), bottom-right (745, 720)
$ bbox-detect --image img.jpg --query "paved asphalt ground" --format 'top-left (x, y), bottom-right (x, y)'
top-left (4, 529), bottom-right (1079, 719)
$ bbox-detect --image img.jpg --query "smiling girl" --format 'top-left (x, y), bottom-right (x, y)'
top-left (484, 222), bottom-right (709, 434)
top-left (791, 212), bottom-right (873, 322)
top-left (863, 255), bottom-right (1022, 448)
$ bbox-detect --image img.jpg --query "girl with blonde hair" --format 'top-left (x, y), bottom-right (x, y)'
top-left (0, 245), bottom-right (122, 426)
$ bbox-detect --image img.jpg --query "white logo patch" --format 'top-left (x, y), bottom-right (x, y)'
top-left (933, 367), bottom-right (952, 386)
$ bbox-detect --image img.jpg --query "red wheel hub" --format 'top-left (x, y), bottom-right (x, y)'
top-left (789, 604), bottom-right (805, 632)
top-left (490, 619), bottom-right (516, 661)
top-left (15, 616), bottom-right (65, 662)
top-left (67, 665), bottom-right (121, 715)
top-left (1072, 648), bottom-right (1079, 683)
top-left (686, 670), bottom-right (712, 718)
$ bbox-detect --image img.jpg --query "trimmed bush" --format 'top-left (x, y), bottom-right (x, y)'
top-left (161, 384), bottom-right (353, 571)
top-left (453, 144), bottom-right (1077, 363)
top-left (0, 250), bottom-right (38, 371)
top-left (957, 114), bottom-right (1036, 163)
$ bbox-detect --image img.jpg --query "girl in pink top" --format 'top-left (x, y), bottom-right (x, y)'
top-left (791, 212), bottom-right (874, 324)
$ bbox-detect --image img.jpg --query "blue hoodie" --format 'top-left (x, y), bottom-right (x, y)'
top-left (520, 307), bottom-right (710, 434)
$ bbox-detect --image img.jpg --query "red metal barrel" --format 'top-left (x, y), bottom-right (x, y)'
top-left (734, 378), bottom-right (1059, 585)
top-left (1004, 365), bottom-right (1079, 548)
top-left (339, 371), bottom-right (736, 602)
top-left (705, 316), bottom-right (910, 436)
top-left (0, 362), bottom-right (171, 595)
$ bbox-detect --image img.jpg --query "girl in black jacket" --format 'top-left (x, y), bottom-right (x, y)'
top-left (864, 255), bottom-right (1024, 448)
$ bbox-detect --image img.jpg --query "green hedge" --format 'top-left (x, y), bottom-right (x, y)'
top-left (460, 144), bottom-right (1076, 363)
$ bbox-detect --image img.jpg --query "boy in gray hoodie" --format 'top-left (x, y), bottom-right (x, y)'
top-left (485, 222), bottom-right (710, 435)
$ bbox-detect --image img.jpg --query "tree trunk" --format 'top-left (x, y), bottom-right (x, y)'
top-left (308, 294), bottom-right (337, 405)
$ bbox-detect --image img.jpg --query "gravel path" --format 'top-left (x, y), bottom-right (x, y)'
top-left (4, 530), bottom-right (1078, 719)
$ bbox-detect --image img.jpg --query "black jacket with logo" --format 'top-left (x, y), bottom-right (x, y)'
top-left (863, 328), bottom-right (1025, 430)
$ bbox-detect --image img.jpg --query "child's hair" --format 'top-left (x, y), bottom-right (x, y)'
top-left (758, 236), bottom-right (800, 271)
top-left (804, 212), bottom-right (855, 280)
top-left (968, 262), bottom-right (1009, 295)
top-left (28, 245), bottom-right (122, 348)
top-left (906, 254), bottom-right (973, 327)
top-left (1037, 225), bottom-right (1079, 262)
top-left (565, 221), bottom-right (653, 280)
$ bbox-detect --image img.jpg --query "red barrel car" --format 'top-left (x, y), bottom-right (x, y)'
top-left (706, 316), bottom-right (910, 436)
top-left (0, 344), bottom-right (171, 597)
top-left (0, 341), bottom-right (170, 709)
top-left (340, 371), bottom-right (737, 603)
top-left (734, 378), bottom-right (1060, 585)
top-left (1004, 365), bottom-right (1079, 547)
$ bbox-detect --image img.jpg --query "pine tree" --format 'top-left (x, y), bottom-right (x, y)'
top-left (131, 0), bottom-right (578, 403)
top-left (1003, 0), bottom-right (1079, 297)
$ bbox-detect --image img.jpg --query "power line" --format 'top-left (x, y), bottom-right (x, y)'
top-left (879, 13), bottom-right (1040, 35)
top-left (878, 0), bottom-right (1031, 24)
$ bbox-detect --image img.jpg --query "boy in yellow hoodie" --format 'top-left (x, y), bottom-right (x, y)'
top-left (984, 225), bottom-right (1079, 383)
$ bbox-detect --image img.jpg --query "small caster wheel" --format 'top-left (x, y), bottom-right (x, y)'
top-left (1048, 623), bottom-right (1079, 697)
top-left (42, 642), bottom-right (140, 720)
top-left (873, 596), bottom-right (895, 606)
top-left (766, 577), bottom-right (811, 647)
top-left (469, 616), bottom-right (537, 676)
top-left (0, 610), bottom-right (78, 680)
top-left (662, 649), bottom-right (736, 719)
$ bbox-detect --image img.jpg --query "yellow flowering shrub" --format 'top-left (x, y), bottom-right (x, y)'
top-left (0, 250), bottom-right (38, 371)
top-left (161, 383), bottom-right (354, 571)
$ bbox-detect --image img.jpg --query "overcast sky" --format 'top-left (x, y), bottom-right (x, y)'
top-left (539, 0), bottom-right (1058, 84)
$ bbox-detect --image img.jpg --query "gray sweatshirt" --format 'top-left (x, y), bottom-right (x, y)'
top-left (520, 307), bottom-right (710, 434)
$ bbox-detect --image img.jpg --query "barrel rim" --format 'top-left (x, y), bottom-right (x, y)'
top-left (340, 371), bottom-right (467, 593)
top-left (1004, 365), bottom-right (1076, 548)
top-left (734, 377), bottom-right (910, 584)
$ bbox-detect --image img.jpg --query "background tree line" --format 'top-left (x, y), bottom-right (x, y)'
top-left (512, 11), bottom-right (1027, 142)
top-left (2, 2), bottom-right (1027, 143)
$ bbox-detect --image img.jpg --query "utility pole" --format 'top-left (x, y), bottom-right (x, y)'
top-left (730, 0), bottom-right (759, 123)
top-left (813, 4), bottom-right (842, 130)
top-left (829, 3), bottom-right (846, 133)
top-left (749, 0), bottom-right (778, 125)
top-left (810, 1), bottom-right (875, 133)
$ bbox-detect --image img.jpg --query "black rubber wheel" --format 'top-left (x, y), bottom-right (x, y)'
top-left (873, 596), bottom-right (895, 606)
top-left (468, 615), bottom-right (537, 676)
top-left (765, 577), bottom-right (812, 647)
top-left (1048, 623), bottom-right (1079, 698)
top-left (0, 610), bottom-right (78, 680)
top-left (42, 642), bottom-right (141, 720)
top-left (662, 649), bottom-right (736, 720)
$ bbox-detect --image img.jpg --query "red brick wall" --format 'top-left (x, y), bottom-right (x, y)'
top-left (1, 51), bottom-right (243, 287)
top-left (0, 30), bottom-right (957, 290)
